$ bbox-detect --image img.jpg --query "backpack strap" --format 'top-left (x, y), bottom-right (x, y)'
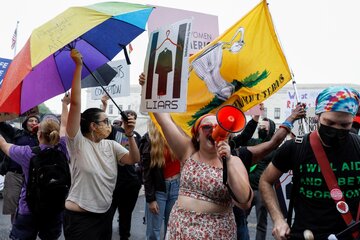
top-left (287, 134), bottom-right (308, 227)
top-left (31, 146), bottom-right (41, 155)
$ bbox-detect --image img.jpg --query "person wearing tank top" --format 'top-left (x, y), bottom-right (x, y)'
top-left (134, 72), bottom-right (251, 239)
top-left (148, 109), bottom-right (251, 239)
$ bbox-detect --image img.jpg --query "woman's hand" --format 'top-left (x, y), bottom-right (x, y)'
top-left (62, 92), bottom-right (71, 106)
top-left (149, 201), bottom-right (159, 214)
top-left (70, 49), bottom-right (83, 66)
top-left (139, 73), bottom-right (146, 86)
top-left (101, 94), bottom-right (109, 106)
top-left (216, 140), bottom-right (231, 160)
top-left (123, 115), bottom-right (136, 136)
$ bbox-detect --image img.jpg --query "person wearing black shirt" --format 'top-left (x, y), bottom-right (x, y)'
top-left (101, 95), bottom-right (142, 240)
top-left (231, 107), bottom-right (304, 240)
top-left (260, 86), bottom-right (360, 240)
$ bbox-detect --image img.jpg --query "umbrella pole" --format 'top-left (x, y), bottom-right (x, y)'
top-left (82, 61), bottom-right (129, 122)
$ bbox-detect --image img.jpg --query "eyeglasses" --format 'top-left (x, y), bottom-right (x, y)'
top-left (199, 123), bottom-right (217, 133)
top-left (95, 118), bottom-right (110, 126)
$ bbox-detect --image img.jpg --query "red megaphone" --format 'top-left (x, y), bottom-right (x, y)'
top-left (354, 115), bottom-right (360, 125)
top-left (212, 105), bottom-right (246, 142)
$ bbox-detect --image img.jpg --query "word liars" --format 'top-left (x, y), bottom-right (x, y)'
top-left (145, 100), bottom-right (179, 110)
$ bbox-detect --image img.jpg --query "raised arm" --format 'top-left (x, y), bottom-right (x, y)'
top-left (66, 49), bottom-right (83, 138)
top-left (139, 73), bottom-right (193, 162)
top-left (248, 103), bottom-right (306, 164)
top-left (153, 112), bottom-right (193, 162)
top-left (101, 94), bottom-right (109, 112)
top-left (60, 93), bottom-right (70, 137)
top-left (231, 116), bottom-right (258, 148)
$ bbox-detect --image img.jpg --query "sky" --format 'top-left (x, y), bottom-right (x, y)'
top-left (1, 0), bottom-right (360, 113)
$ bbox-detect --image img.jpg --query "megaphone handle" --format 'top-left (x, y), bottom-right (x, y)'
top-left (222, 156), bottom-right (240, 203)
top-left (222, 156), bottom-right (228, 185)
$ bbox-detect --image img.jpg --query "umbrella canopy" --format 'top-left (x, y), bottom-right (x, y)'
top-left (0, 2), bottom-right (153, 114)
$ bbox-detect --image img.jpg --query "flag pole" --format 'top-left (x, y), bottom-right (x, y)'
top-left (267, 2), bottom-right (308, 134)
top-left (291, 71), bottom-right (308, 134)
top-left (13, 21), bottom-right (19, 57)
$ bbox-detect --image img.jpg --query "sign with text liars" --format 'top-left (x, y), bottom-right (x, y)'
top-left (147, 5), bottom-right (219, 56)
top-left (141, 19), bottom-right (192, 113)
top-left (90, 60), bottom-right (130, 100)
top-left (0, 58), bottom-right (12, 89)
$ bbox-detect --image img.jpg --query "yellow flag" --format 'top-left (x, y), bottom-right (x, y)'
top-left (153, 0), bottom-right (291, 136)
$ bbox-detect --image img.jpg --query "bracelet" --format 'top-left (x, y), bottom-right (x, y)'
top-left (281, 120), bottom-right (294, 130)
top-left (125, 132), bottom-right (134, 137)
top-left (279, 125), bottom-right (291, 133)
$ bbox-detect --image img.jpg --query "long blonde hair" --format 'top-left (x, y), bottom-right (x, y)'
top-left (148, 120), bottom-right (175, 169)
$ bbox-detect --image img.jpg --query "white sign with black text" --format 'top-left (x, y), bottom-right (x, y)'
top-left (90, 60), bottom-right (130, 100)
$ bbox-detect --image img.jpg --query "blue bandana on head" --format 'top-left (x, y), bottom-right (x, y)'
top-left (315, 86), bottom-right (360, 116)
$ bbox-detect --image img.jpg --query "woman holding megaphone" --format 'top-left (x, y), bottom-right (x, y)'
top-left (139, 73), bottom-right (252, 239)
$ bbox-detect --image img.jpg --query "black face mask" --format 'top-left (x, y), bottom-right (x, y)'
top-left (318, 123), bottom-right (350, 146)
top-left (258, 129), bottom-right (268, 140)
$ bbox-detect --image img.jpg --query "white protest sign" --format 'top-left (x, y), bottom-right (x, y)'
top-left (141, 19), bottom-right (192, 113)
top-left (90, 60), bottom-right (130, 100)
top-left (293, 107), bottom-right (318, 136)
top-left (148, 6), bottom-right (219, 56)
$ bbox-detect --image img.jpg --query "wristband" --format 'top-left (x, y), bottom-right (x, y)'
top-left (279, 125), bottom-right (291, 133)
top-left (125, 132), bottom-right (134, 138)
top-left (281, 120), bottom-right (294, 130)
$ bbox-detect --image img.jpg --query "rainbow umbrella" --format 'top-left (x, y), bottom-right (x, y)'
top-left (0, 2), bottom-right (153, 114)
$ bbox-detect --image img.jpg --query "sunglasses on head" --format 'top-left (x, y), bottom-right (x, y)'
top-left (199, 123), bottom-right (217, 133)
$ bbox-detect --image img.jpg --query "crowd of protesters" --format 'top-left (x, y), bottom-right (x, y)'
top-left (0, 48), bottom-right (358, 240)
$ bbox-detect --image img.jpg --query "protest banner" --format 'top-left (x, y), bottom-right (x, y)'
top-left (148, 6), bottom-right (219, 56)
top-left (90, 60), bottom-right (130, 100)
